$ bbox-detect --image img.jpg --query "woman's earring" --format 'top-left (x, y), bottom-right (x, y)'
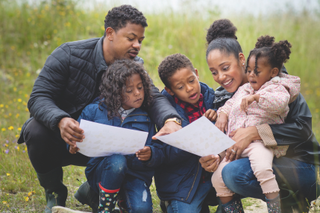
top-left (243, 63), bottom-right (245, 65)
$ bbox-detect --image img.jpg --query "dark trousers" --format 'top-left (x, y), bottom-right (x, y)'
top-left (23, 118), bottom-right (89, 174)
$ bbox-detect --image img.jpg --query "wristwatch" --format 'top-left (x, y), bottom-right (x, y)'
top-left (164, 117), bottom-right (182, 126)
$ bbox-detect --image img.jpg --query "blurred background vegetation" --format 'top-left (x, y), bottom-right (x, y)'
top-left (0, 0), bottom-right (319, 211)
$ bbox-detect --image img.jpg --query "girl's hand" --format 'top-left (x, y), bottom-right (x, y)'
top-left (240, 94), bottom-right (260, 112)
top-left (204, 109), bottom-right (217, 122)
top-left (215, 112), bottom-right (228, 133)
top-left (225, 126), bottom-right (260, 161)
top-left (199, 155), bottom-right (220, 173)
top-left (136, 146), bottom-right (151, 161)
top-left (69, 145), bottom-right (79, 154)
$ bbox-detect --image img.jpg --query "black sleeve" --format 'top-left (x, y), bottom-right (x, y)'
top-left (28, 44), bottom-right (71, 131)
top-left (269, 93), bottom-right (313, 146)
top-left (146, 77), bottom-right (181, 129)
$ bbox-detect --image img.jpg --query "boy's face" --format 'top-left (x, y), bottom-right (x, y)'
top-left (166, 67), bottom-right (201, 105)
top-left (122, 73), bottom-right (145, 110)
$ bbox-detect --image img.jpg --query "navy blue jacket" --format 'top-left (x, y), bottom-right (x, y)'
top-left (78, 101), bottom-right (163, 190)
top-left (155, 82), bottom-right (215, 203)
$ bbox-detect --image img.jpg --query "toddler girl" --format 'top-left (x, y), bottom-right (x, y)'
top-left (75, 59), bottom-right (162, 213)
top-left (212, 36), bottom-right (300, 213)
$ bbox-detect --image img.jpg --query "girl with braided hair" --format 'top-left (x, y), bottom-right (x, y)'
top-left (199, 19), bottom-right (320, 213)
top-left (212, 36), bottom-right (300, 213)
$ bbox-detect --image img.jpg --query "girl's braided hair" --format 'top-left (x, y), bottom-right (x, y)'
top-left (246, 35), bottom-right (292, 75)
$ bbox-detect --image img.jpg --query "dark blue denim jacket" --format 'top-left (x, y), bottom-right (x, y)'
top-left (154, 82), bottom-right (216, 203)
top-left (78, 100), bottom-right (163, 189)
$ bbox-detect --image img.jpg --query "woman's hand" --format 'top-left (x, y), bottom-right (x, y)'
top-left (225, 126), bottom-right (261, 161)
top-left (199, 155), bottom-right (220, 173)
top-left (204, 109), bottom-right (217, 122)
top-left (215, 112), bottom-right (228, 133)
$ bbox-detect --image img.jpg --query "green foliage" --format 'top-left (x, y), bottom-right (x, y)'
top-left (0, 0), bottom-right (319, 211)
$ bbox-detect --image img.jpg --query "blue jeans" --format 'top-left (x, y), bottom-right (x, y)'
top-left (167, 178), bottom-right (213, 213)
top-left (222, 157), bottom-right (316, 212)
top-left (90, 154), bottom-right (152, 213)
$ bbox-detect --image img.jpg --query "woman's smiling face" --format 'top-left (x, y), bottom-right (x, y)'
top-left (207, 49), bottom-right (247, 93)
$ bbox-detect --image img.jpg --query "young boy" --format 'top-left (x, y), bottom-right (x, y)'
top-left (156, 53), bottom-right (223, 213)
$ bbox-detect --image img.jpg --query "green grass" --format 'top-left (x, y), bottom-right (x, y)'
top-left (1, 0), bottom-right (320, 212)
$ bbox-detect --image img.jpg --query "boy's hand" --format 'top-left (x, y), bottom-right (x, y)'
top-left (199, 155), bottom-right (220, 173)
top-left (136, 146), bottom-right (151, 161)
top-left (240, 94), bottom-right (260, 112)
top-left (69, 144), bottom-right (79, 154)
top-left (204, 109), bottom-right (217, 122)
top-left (215, 112), bottom-right (228, 133)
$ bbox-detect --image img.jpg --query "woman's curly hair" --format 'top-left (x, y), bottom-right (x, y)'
top-left (99, 59), bottom-right (153, 119)
top-left (206, 19), bottom-right (242, 60)
top-left (246, 35), bottom-right (292, 75)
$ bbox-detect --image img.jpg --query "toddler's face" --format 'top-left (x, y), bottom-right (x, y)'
top-left (121, 73), bottom-right (145, 110)
top-left (166, 67), bottom-right (201, 105)
top-left (247, 56), bottom-right (278, 91)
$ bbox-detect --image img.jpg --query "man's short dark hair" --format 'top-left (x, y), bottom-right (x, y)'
top-left (104, 5), bottom-right (148, 34)
top-left (158, 53), bottom-right (195, 89)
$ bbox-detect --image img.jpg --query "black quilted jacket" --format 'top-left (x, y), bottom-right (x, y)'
top-left (18, 36), bottom-right (179, 143)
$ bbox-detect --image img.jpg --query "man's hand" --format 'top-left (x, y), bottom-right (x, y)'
top-left (152, 120), bottom-right (182, 140)
top-left (199, 155), bottom-right (220, 173)
top-left (215, 112), bottom-right (228, 133)
top-left (58, 117), bottom-right (84, 148)
top-left (204, 109), bottom-right (217, 122)
top-left (136, 146), bottom-right (151, 161)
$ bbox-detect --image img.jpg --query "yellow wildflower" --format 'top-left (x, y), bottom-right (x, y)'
top-left (8, 126), bottom-right (14, 130)
top-left (6, 173), bottom-right (10, 176)
top-left (2, 201), bottom-right (7, 204)
top-left (0, 104), bottom-right (3, 107)
top-left (18, 127), bottom-right (22, 131)
top-left (1, 128), bottom-right (6, 131)
top-left (15, 135), bottom-right (19, 138)
top-left (5, 144), bottom-right (8, 147)
top-left (18, 99), bottom-right (22, 102)
top-left (25, 196), bottom-right (29, 202)
top-left (13, 87), bottom-right (17, 92)
top-left (16, 113), bottom-right (20, 118)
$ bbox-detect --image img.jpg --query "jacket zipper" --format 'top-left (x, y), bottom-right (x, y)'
top-left (185, 162), bottom-right (201, 201)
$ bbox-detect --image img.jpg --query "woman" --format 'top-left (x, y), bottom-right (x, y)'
top-left (199, 19), bottom-right (320, 213)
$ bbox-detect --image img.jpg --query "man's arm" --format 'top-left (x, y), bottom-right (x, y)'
top-left (28, 44), bottom-right (71, 132)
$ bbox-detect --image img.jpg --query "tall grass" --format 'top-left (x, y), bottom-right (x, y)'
top-left (0, 0), bottom-right (319, 211)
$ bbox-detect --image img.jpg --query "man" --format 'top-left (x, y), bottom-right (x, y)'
top-left (18, 5), bottom-right (181, 213)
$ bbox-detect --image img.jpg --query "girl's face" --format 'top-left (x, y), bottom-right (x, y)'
top-left (122, 73), bottom-right (145, 110)
top-left (207, 49), bottom-right (247, 93)
top-left (247, 56), bottom-right (279, 91)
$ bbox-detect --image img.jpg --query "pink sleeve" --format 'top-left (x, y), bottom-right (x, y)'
top-left (217, 86), bottom-right (244, 115)
top-left (258, 84), bottom-right (290, 115)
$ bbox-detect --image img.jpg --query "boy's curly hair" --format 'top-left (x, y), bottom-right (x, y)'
top-left (206, 19), bottom-right (243, 60)
top-left (99, 59), bottom-right (152, 119)
top-left (104, 5), bottom-right (148, 34)
top-left (246, 35), bottom-right (292, 75)
top-left (158, 53), bottom-right (195, 89)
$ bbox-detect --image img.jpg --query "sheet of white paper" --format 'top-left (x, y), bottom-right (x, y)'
top-left (76, 119), bottom-right (148, 157)
top-left (155, 116), bottom-right (235, 157)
